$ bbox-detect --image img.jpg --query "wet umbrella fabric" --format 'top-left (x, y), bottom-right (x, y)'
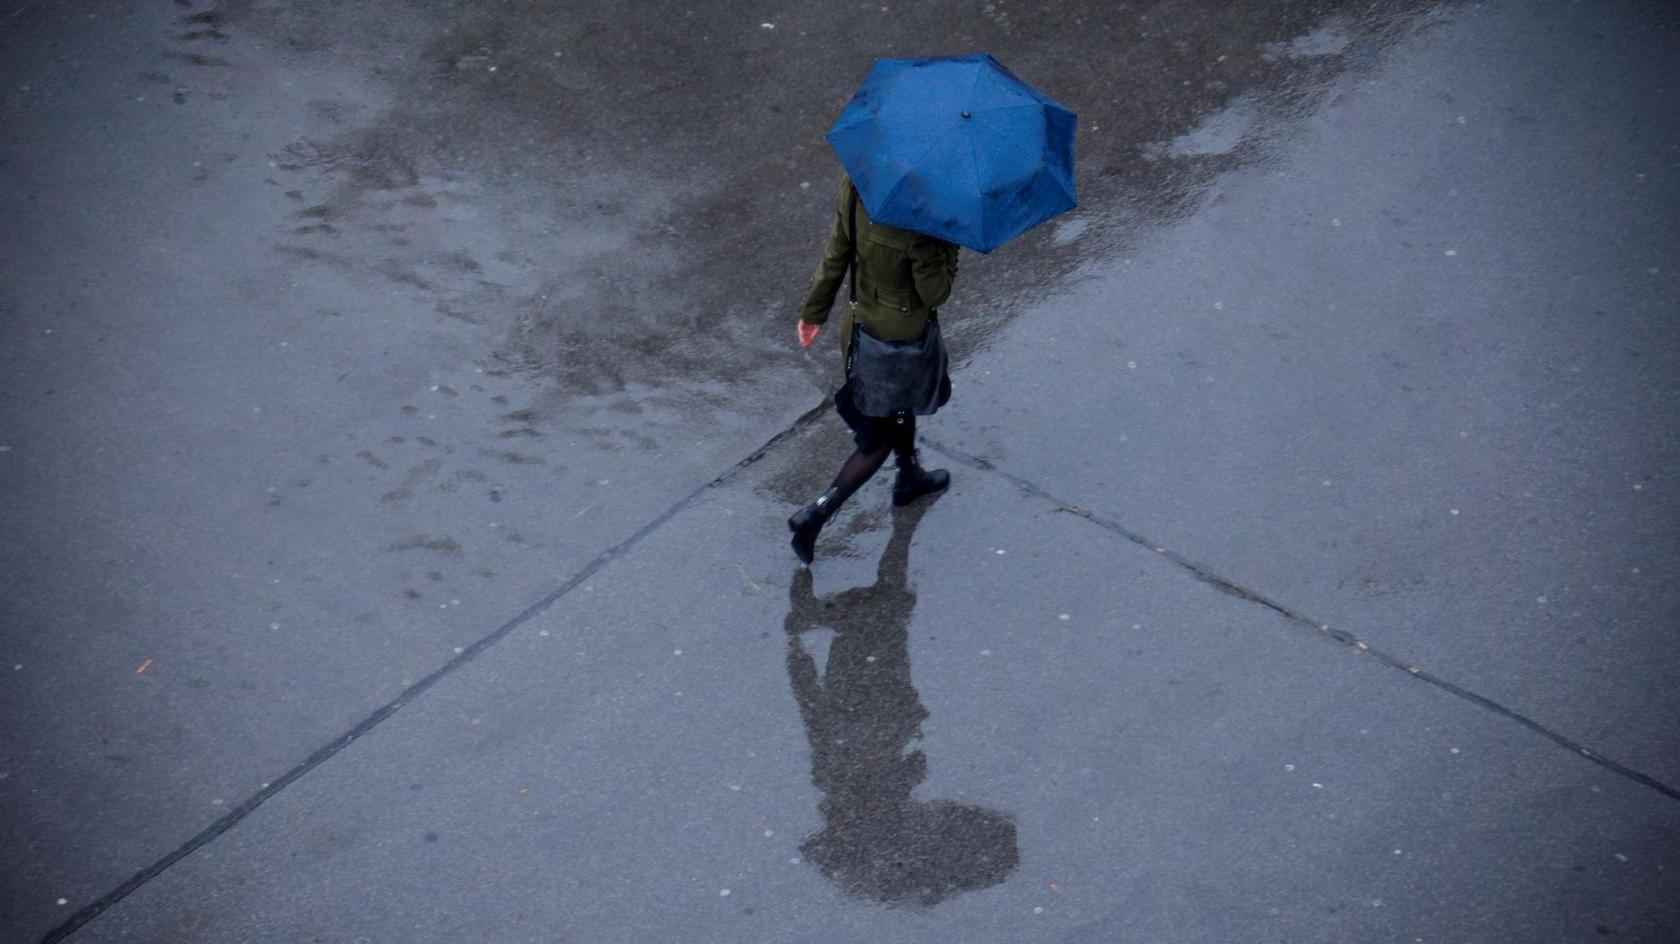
top-left (826, 52), bottom-right (1077, 254)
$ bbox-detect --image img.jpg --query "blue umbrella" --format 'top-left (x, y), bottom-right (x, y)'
top-left (826, 52), bottom-right (1077, 254)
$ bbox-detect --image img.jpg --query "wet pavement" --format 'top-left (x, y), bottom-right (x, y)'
top-left (2, 0), bottom-right (1677, 942)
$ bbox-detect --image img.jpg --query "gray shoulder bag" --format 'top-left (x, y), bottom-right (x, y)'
top-left (843, 184), bottom-right (952, 418)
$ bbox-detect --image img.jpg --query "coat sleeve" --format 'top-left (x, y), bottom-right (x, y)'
top-left (910, 238), bottom-right (959, 309)
top-left (797, 186), bottom-right (853, 326)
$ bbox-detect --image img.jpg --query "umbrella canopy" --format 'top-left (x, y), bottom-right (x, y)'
top-left (826, 52), bottom-right (1077, 253)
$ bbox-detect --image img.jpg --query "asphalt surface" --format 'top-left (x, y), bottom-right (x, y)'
top-left (1, 0), bottom-right (1677, 942)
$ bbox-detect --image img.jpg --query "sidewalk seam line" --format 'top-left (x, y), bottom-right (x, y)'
top-left (920, 436), bottom-right (1680, 804)
top-left (39, 400), bottom-right (833, 944)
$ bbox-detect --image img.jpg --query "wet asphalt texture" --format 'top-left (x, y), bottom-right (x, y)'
top-left (2, 0), bottom-right (1679, 941)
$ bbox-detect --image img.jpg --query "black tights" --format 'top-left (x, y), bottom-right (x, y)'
top-left (826, 416), bottom-right (916, 511)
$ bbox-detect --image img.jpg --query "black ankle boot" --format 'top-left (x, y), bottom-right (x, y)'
top-left (789, 487), bottom-right (840, 564)
top-left (892, 451), bottom-right (950, 506)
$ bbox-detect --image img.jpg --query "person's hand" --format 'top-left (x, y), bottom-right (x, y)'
top-left (798, 321), bottom-right (821, 348)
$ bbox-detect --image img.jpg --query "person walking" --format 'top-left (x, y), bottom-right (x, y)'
top-left (788, 174), bottom-right (956, 564)
top-left (788, 53), bottom-right (1076, 564)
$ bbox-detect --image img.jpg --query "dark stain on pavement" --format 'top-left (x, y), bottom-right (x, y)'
top-left (188, 0), bottom-right (1448, 424)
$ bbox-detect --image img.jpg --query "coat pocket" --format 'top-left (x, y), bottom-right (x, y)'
top-left (872, 285), bottom-right (920, 314)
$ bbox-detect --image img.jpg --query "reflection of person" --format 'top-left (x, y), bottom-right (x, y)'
top-left (784, 502), bottom-right (1018, 906)
top-left (788, 175), bottom-right (956, 564)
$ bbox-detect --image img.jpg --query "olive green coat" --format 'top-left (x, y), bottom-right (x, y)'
top-left (798, 176), bottom-right (959, 359)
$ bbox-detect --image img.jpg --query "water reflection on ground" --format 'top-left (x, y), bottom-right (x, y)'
top-left (783, 500), bottom-right (1018, 907)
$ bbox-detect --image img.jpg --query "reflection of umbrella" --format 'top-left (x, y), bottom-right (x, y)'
top-left (801, 799), bottom-right (1019, 908)
top-left (826, 52), bottom-right (1077, 253)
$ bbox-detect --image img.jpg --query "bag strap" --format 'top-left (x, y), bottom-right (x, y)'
top-left (846, 183), bottom-right (859, 305)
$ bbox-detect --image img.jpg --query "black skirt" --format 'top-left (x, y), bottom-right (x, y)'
top-left (834, 379), bottom-right (947, 452)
